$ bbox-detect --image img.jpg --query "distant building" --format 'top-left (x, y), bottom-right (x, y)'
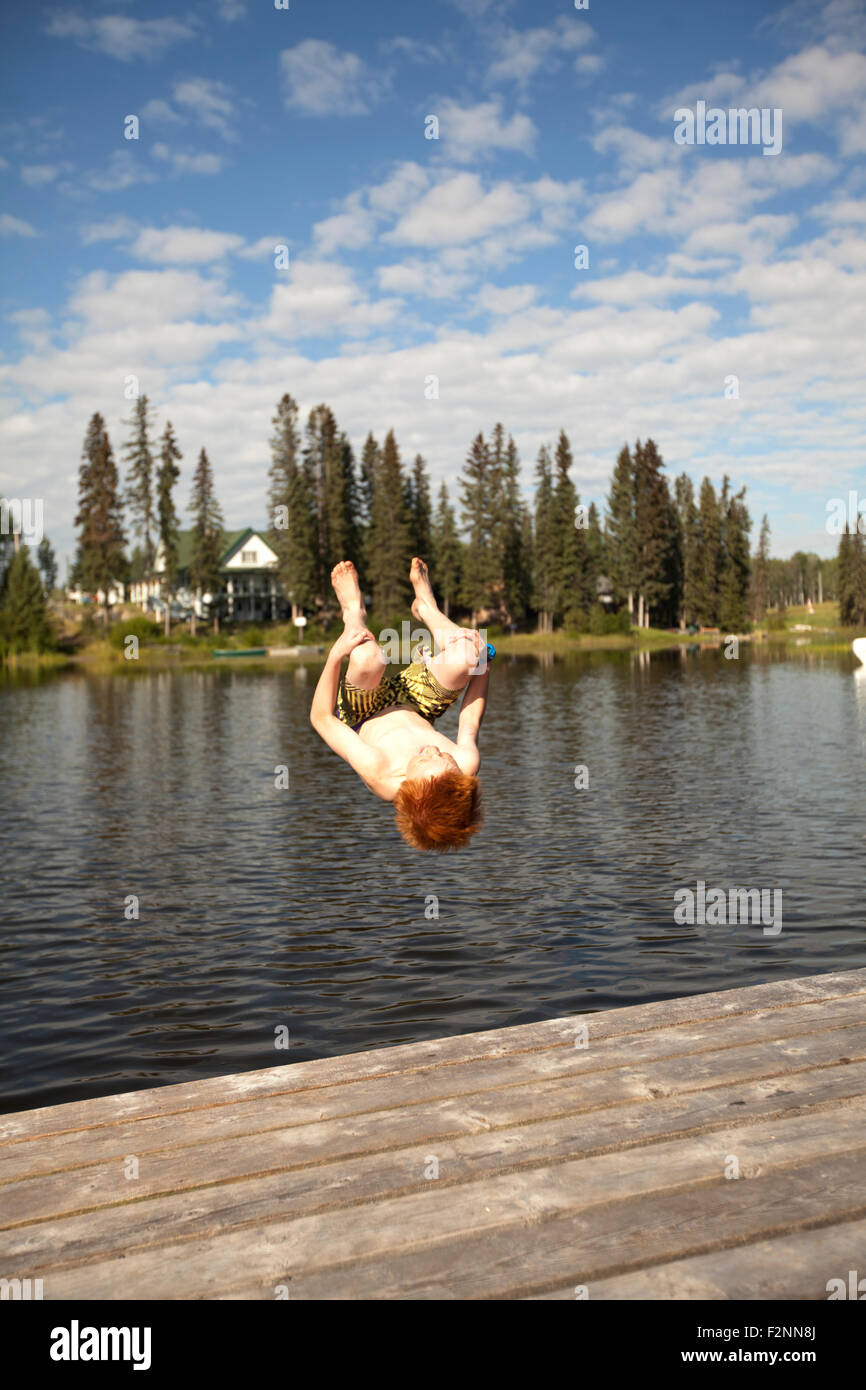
top-left (127, 527), bottom-right (283, 622)
top-left (596, 575), bottom-right (616, 608)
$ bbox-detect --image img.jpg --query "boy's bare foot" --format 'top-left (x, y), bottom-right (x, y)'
top-left (331, 560), bottom-right (365, 621)
top-left (410, 557), bottom-right (436, 622)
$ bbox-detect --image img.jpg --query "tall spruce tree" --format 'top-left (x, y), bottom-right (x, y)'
top-left (838, 526), bottom-right (866, 626)
top-left (408, 453), bottom-right (433, 560)
top-left (357, 432), bottom-right (381, 587)
top-left (751, 515), bottom-right (771, 624)
top-left (188, 448), bottom-right (224, 633)
top-left (367, 428), bottom-right (411, 615)
top-left (123, 394), bottom-right (157, 576)
top-left (632, 439), bottom-right (675, 628)
top-left (302, 404), bottom-right (349, 607)
top-left (532, 445), bottom-right (557, 633)
top-left (696, 477), bottom-right (723, 626)
top-left (674, 474), bottom-right (700, 627)
top-left (459, 431), bottom-right (497, 620)
top-left (0, 545), bottom-right (51, 654)
top-left (606, 444), bottom-right (637, 619)
top-left (267, 394), bottom-right (317, 619)
top-left (75, 413), bottom-right (127, 622)
top-left (36, 536), bottom-right (58, 595)
top-left (585, 502), bottom-right (605, 602)
top-left (499, 432), bottom-right (529, 624)
top-left (431, 482), bottom-right (463, 618)
top-left (719, 480), bottom-right (752, 631)
top-left (552, 429), bottom-right (589, 622)
top-left (156, 421), bottom-right (182, 634)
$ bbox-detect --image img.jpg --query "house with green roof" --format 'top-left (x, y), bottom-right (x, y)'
top-left (128, 527), bottom-right (284, 623)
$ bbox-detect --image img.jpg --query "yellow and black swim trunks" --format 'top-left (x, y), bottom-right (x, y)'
top-left (337, 658), bottom-right (462, 730)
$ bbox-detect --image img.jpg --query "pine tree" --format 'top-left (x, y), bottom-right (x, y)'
top-left (532, 445), bottom-right (557, 632)
top-left (408, 453), bottom-right (433, 560)
top-left (696, 477), bottom-right (723, 626)
top-left (459, 432), bottom-right (496, 620)
top-left (431, 482), bottom-right (462, 618)
top-left (155, 422), bottom-right (182, 634)
top-left (719, 480), bottom-right (752, 631)
top-left (853, 531), bottom-right (866, 626)
top-left (0, 546), bottom-right (51, 654)
top-left (36, 536), bottom-right (58, 594)
top-left (302, 404), bottom-right (344, 605)
top-left (606, 444), bottom-right (637, 619)
top-left (123, 394), bottom-right (157, 575)
top-left (367, 428), bottom-right (411, 616)
top-left (75, 413), bottom-right (127, 621)
top-left (585, 502), bottom-right (605, 603)
top-left (674, 474), bottom-right (700, 627)
top-left (838, 527), bottom-right (853, 625)
top-left (751, 514), bottom-right (771, 623)
top-left (499, 433), bottom-right (529, 625)
top-left (188, 448), bottom-right (224, 633)
top-left (357, 432), bottom-right (381, 587)
top-left (551, 429), bottom-right (588, 622)
top-left (632, 439), bottom-right (675, 628)
top-left (267, 394), bottom-right (317, 619)
top-left (839, 526), bottom-right (866, 626)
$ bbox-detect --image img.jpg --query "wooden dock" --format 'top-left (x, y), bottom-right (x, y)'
top-left (1, 967), bottom-right (865, 1300)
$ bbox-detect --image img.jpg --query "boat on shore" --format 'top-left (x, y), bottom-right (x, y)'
top-left (212, 647), bottom-right (267, 659)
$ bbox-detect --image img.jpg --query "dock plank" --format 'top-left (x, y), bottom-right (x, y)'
top-left (0, 967), bottom-right (864, 1300)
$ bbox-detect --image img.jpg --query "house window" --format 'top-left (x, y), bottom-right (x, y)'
top-left (241, 549), bottom-right (256, 564)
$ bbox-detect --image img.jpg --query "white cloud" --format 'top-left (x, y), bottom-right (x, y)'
top-left (141, 98), bottom-right (183, 126)
top-left (433, 99), bottom-right (536, 163)
top-left (45, 10), bottom-right (196, 62)
top-left (257, 260), bottom-right (402, 340)
top-left (476, 283), bottom-right (537, 314)
top-left (236, 236), bottom-right (291, 263)
top-left (79, 216), bottom-right (137, 245)
top-left (487, 16), bottom-right (596, 87)
top-left (142, 80), bottom-right (239, 141)
top-left (152, 145), bottom-right (224, 176)
top-left (87, 151), bottom-right (157, 192)
top-left (217, 0), bottom-right (247, 20)
top-left (21, 164), bottom-right (66, 187)
top-left (313, 194), bottom-right (377, 255)
top-left (0, 213), bottom-right (38, 237)
top-left (574, 270), bottom-right (715, 305)
top-left (814, 196), bottom-right (866, 223)
top-left (387, 172), bottom-right (531, 247)
top-left (132, 226), bottom-right (245, 265)
top-left (279, 40), bottom-right (378, 117)
top-left (172, 79), bottom-right (238, 141)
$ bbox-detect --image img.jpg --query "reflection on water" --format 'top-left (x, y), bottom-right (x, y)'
top-left (1, 646), bottom-right (865, 1112)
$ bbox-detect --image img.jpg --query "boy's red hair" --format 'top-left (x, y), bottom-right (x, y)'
top-left (394, 770), bottom-right (482, 851)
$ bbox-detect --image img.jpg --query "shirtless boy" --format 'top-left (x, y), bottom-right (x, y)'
top-left (310, 557), bottom-right (489, 850)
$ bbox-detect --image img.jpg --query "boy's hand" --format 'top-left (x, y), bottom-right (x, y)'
top-left (330, 627), bottom-right (377, 662)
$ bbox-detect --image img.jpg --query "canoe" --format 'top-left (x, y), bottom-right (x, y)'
top-left (212, 648), bottom-right (267, 658)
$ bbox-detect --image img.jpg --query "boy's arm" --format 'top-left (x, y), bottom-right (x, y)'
top-left (455, 666), bottom-right (489, 775)
top-left (310, 632), bottom-right (389, 790)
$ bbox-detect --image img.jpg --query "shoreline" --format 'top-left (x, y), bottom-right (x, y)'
top-left (3, 625), bottom-right (863, 677)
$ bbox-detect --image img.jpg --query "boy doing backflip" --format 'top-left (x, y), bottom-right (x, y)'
top-left (310, 557), bottom-right (489, 850)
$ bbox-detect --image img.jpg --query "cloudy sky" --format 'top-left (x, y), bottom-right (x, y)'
top-left (1, 0), bottom-right (865, 572)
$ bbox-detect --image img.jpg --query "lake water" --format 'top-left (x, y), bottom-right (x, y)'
top-left (2, 648), bottom-right (865, 1114)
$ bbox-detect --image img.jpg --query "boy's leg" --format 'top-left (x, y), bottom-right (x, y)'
top-left (331, 561), bottom-right (386, 688)
top-left (409, 557), bottom-right (482, 691)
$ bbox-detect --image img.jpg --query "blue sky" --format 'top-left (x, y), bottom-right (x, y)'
top-left (1, 0), bottom-right (865, 573)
